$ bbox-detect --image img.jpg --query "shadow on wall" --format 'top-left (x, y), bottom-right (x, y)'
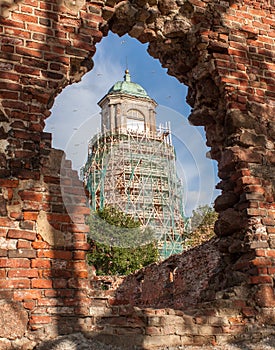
top-left (112, 238), bottom-right (222, 311)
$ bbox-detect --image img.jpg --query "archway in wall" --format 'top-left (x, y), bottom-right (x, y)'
top-left (42, 30), bottom-right (223, 331)
top-left (43, 31), bottom-right (222, 280)
top-left (46, 32), bottom-right (220, 221)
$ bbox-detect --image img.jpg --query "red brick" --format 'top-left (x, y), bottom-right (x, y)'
top-left (47, 213), bottom-right (72, 223)
top-left (23, 300), bottom-right (36, 310)
top-left (73, 242), bottom-right (90, 250)
top-left (22, 57), bottom-right (48, 69)
top-left (37, 298), bottom-right (59, 306)
top-left (9, 211), bottom-right (23, 220)
top-left (73, 251), bottom-right (87, 260)
top-left (43, 176), bottom-right (60, 184)
top-left (44, 52), bottom-right (69, 65)
top-left (81, 13), bottom-right (104, 24)
top-left (37, 250), bottom-right (72, 259)
top-left (268, 267), bottom-right (275, 274)
top-left (0, 279), bottom-right (30, 289)
top-left (0, 0), bottom-right (274, 339)
top-left (44, 269), bottom-right (71, 278)
top-left (68, 278), bottom-right (89, 289)
top-left (24, 0), bottom-right (38, 5)
top-left (31, 259), bottom-right (51, 268)
top-left (254, 249), bottom-right (266, 257)
top-left (8, 249), bottom-right (36, 258)
top-left (266, 250), bottom-right (275, 258)
top-left (18, 190), bottom-right (43, 202)
top-left (20, 4), bottom-right (34, 14)
top-left (5, 28), bottom-right (31, 39)
top-left (0, 228), bottom-right (7, 237)
top-left (263, 217), bottom-right (275, 225)
top-left (8, 269), bottom-right (38, 278)
top-left (32, 241), bottom-right (50, 249)
top-left (73, 233), bottom-right (86, 241)
top-left (23, 212), bottom-right (38, 220)
top-left (29, 315), bottom-right (52, 324)
top-left (15, 46), bottom-right (43, 58)
top-left (67, 261), bottom-right (87, 271)
top-left (32, 279), bottom-right (53, 289)
top-left (0, 258), bottom-right (30, 268)
top-left (14, 289), bottom-right (41, 301)
top-left (242, 307), bottom-right (257, 317)
top-left (0, 179), bottom-right (19, 188)
top-left (34, 9), bottom-right (58, 21)
top-left (15, 64), bottom-right (41, 76)
top-left (53, 279), bottom-right (68, 288)
top-left (255, 285), bottom-right (275, 307)
top-left (0, 91), bottom-right (19, 100)
top-left (32, 33), bottom-right (46, 41)
top-left (7, 229), bottom-right (36, 241)
top-left (249, 276), bottom-right (273, 284)
top-left (251, 257), bottom-right (273, 267)
top-left (73, 270), bottom-right (88, 278)
top-left (26, 41), bottom-right (51, 52)
top-left (12, 13), bottom-right (38, 23)
top-left (0, 218), bottom-right (17, 228)
top-left (246, 208), bottom-right (267, 216)
top-left (44, 290), bottom-right (58, 298)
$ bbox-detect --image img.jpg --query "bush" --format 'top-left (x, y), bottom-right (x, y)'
top-left (86, 206), bottom-right (159, 275)
top-left (183, 205), bottom-right (218, 249)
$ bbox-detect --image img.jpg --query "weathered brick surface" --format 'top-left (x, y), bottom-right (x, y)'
top-left (0, 0), bottom-right (274, 348)
top-left (109, 238), bottom-right (221, 310)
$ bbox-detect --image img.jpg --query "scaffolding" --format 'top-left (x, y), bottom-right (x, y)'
top-left (82, 125), bottom-right (187, 259)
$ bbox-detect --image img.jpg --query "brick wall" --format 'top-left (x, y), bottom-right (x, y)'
top-left (88, 240), bottom-right (265, 348)
top-left (0, 0), bottom-right (274, 348)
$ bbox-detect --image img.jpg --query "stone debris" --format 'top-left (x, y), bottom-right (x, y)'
top-left (34, 333), bottom-right (275, 350)
top-left (35, 333), bottom-right (121, 350)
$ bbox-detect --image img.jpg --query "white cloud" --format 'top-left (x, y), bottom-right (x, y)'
top-left (45, 43), bottom-right (124, 151)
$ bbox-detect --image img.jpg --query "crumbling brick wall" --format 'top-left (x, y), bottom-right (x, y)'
top-left (0, 0), bottom-right (274, 348)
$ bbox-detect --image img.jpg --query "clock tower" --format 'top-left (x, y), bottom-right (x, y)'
top-left (83, 70), bottom-right (186, 259)
top-left (98, 70), bottom-right (157, 135)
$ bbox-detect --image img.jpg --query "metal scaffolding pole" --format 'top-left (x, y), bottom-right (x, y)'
top-left (82, 128), bottom-right (187, 259)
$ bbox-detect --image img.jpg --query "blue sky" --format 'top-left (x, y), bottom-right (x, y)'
top-left (45, 32), bottom-right (219, 216)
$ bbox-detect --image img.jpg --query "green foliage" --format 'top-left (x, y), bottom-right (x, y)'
top-left (86, 206), bottom-right (159, 275)
top-left (86, 240), bottom-right (159, 275)
top-left (184, 205), bottom-right (218, 249)
top-left (86, 206), bottom-right (152, 248)
top-left (190, 205), bottom-right (218, 231)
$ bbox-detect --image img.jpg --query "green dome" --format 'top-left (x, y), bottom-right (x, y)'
top-left (108, 70), bottom-right (150, 99)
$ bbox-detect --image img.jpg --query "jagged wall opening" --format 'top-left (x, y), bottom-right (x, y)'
top-left (46, 31), bottom-right (218, 260)
top-left (0, 0), bottom-right (274, 348)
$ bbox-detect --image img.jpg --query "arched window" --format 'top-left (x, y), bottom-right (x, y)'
top-left (127, 109), bottom-right (145, 132)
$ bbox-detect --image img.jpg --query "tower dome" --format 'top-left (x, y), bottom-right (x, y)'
top-left (107, 70), bottom-right (150, 99)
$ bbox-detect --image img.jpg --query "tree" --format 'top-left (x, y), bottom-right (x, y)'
top-left (183, 205), bottom-right (218, 249)
top-left (86, 206), bottom-right (159, 275)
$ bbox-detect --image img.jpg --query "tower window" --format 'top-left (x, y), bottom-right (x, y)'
top-left (127, 109), bottom-right (145, 132)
